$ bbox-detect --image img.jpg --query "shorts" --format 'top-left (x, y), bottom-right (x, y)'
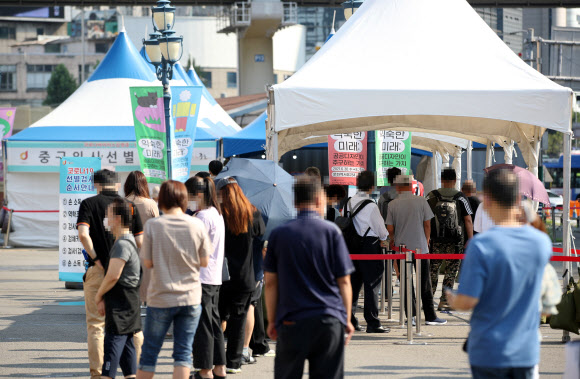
top-left (102, 333), bottom-right (137, 378)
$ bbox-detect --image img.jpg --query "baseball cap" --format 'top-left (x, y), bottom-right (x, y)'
top-left (394, 174), bottom-right (413, 185)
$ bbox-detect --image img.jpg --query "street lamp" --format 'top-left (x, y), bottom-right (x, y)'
top-left (143, 0), bottom-right (183, 180)
top-left (341, 0), bottom-right (364, 21)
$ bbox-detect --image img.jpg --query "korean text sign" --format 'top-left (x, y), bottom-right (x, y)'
top-left (170, 86), bottom-right (203, 182)
top-left (59, 157), bottom-right (101, 282)
top-left (375, 131), bottom-right (412, 186)
top-left (328, 132), bottom-right (367, 186)
top-left (130, 87), bottom-right (167, 184)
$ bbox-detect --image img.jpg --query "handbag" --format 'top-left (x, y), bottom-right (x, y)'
top-left (222, 256), bottom-right (230, 282)
top-left (549, 277), bottom-right (580, 334)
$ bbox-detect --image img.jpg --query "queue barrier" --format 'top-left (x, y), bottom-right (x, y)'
top-left (0, 206), bottom-right (59, 248)
top-left (350, 247), bottom-right (580, 344)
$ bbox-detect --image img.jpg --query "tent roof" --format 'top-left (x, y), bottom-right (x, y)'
top-left (89, 29), bottom-right (155, 83)
top-left (271, 0), bottom-right (573, 164)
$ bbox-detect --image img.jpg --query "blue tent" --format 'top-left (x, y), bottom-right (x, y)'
top-left (222, 112), bottom-right (267, 157)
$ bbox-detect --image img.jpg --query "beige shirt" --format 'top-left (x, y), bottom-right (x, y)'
top-left (141, 214), bottom-right (212, 308)
top-left (126, 195), bottom-right (159, 226)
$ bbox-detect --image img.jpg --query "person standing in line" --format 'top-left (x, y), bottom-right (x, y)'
top-left (216, 177), bottom-right (265, 374)
top-left (185, 176), bottom-right (228, 379)
top-left (124, 171), bottom-right (159, 305)
top-left (346, 171), bottom-right (389, 333)
top-left (241, 236), bottom-right (275, 365)
top-left (325, 185), bottom-right (347, 222)
top-left (137, 181), bottom-right (211, 379)
top-left (264, 176), bottom-right (355, 379)
top-left (426, 168), bottom-right (473, 310)
top-left (461, 180), bottom-right (480, 223)
top-left (96, 199), bottom-right (142, 379)
top-left (378, 167), bottom-right (401, 222)
top-left (447, 169), bottom-right (552, 379)
top-left (304, 166), bottom-right (322, 182)
top-left (77, 169), bottom-right (144, 379)
top-left (209, 160), bottom-right (224, 180)
top-left (386, 175), bottom-right (446, 325)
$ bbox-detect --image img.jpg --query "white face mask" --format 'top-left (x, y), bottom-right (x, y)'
top-left (103, 217), bottom-right (111, 232)
top-left (188, 201), bottom-right (198, 212)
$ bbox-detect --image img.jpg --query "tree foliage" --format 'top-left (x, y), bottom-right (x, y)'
top-left (43, 64), bottom-right (78, 107)
top-left (185, 55), bottom-right (208, 86)
top-left (547, 130), bottom-right (564, 158)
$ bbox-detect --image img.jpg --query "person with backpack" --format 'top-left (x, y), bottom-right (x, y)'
top-left (426, 168), bottom-right (473, 311)
top-left (342, 171), bottom-right (389, 333)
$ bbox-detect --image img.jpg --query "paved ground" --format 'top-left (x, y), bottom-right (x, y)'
top-left (0, 249), bottom-right (573, 378)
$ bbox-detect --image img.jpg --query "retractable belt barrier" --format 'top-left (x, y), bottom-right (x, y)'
top-left (350, 245), bottom-right (580, 346)
top-left (0, 206), bottom-right (60, 249)
top-left (2, 206), bottom-right (59, 213)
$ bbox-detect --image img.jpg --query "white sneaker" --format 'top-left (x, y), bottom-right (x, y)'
top-left (426, 317), bottom-right (448, 325)
top-left (405, 317), bottom-right (416, 326)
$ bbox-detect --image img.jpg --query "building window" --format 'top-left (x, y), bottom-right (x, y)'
top-left (27, 64), bottom-right (55, 90)
top-left (0, 65), bottom-right (17, 91)
top-left (274, 74), bottom-right (278, 84)
top-left (95, 43), bottom-right (109, 54)
top-left (78, 64), bottom-right (94, 83)
top-left (227, 72), bottom-right (237, 88)
top-left (142, 7), bottom-right (150, 16)
top-left (45, 44), bottom-right (61, 53)
top-left (37, 28), bottom-right (44, 36)
top-left (0, 26), bottom-right (16, 39)
top-left (200, 71), bottom-right (212, 88)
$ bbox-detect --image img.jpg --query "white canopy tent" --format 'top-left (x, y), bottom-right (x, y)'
top-left (266, 0), bottom-right (574, 289)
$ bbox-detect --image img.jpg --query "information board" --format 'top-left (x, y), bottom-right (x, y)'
top-left (328, 132), bottom-right (367, 186)
top-left (375, 131), bottom-right (412, 186)
top-left (59, 157), bottom-right (101, 282)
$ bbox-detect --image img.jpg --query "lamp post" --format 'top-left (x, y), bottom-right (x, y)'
top-left (142, 0), bottom-right (183, 180)
top-left (341, 0), bottom-right (364, 20)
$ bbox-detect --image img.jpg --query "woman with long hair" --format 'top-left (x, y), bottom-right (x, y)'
top-left (216, 177), bottom-right (265, 374)
top-left (185, 176), bottom-right (227, 379)
top-left (124, 171), bottom-right (159, 304)
top-left (136, 180), bottom-right (212, 379)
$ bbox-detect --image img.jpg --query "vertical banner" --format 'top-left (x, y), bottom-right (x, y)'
top-left (328, 132), bottom-right (367, 186)
top-left (59, 157), bottom-right (101, 282)
top-left (130, 87), bottom-right (167, 184)
top-left (170, 86), bottom-right (203, 182)
top-left (375, 131), bottom-right (412, 186)
top-left (0, 107), bottom-right (16, 139)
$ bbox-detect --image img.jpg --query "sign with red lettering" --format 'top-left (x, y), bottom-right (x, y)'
top-left (328, 132), bottom-right (367, 186)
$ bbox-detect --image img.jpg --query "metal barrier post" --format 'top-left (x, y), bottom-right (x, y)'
top-left (396, 248), bottom-right (425, 345)
top-left (552, 206), bottom-right (556, 238)
top-left (386, 249), bottom-right (394, 321)
top-left (2, 209), bottom-right (13, 249)
top-left (380, 247), bottom-right (386, 315)
top-left (395, 244), bottom-right (406, 329)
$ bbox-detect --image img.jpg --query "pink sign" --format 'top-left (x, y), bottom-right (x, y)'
top-left (328, 132), bottom-right (367, 186)
top-left (0, 108), bottom-right (16, 139)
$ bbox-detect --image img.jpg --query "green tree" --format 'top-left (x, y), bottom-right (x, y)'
top-left (185, 55), bottom-right (207, 86)
top-left (547, 130), bottom-right (564, 158)
top-left (43, 64), bottom-right (78, 107)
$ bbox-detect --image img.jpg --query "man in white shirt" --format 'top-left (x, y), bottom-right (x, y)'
top-left (346, 171), bottom-right (389, 333)
top-left (473, 206), bottom-right (495, 233)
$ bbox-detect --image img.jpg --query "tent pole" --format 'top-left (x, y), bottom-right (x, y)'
top-left (562, 131), bottom-right (572, 343)
top-left (452, 150), bottom-right (462, 190)
top-left (504, 141), bottom-right (513, 165)
top-left (485, 141), bottom-right (493, 168)
top-left (431, 152), bottom-right (438, 190)
top-left (266, 86), bottom-right (279, 163)
top-left (466, 142), bottom-right (473, 180)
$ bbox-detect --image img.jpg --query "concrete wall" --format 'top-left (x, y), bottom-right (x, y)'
top-left (0, 21), bottom-right (67, 54)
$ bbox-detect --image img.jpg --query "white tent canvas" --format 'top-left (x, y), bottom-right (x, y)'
top-left (269, 0), bottom-right (573, 170)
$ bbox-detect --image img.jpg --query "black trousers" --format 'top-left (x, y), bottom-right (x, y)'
top-left (275, 316), bottom-right (344, 379)
top-left (249, 281), bottom-right (270, 355)
top-left (193, 284), bottom-right (226, 369)
top-left (101, 333), bottom-right (137, 378)
top-left (218, 286), bottom-right (253, 369)
top-left (351, 237), bottom-right (384, 329)
top-left (402, 258), bottom-right (437, 322)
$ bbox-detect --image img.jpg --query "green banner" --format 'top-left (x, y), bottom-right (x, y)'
top-left (375, 131), bottom-right (412, 186)
top-left (130, 87), bottom-right (167, 184)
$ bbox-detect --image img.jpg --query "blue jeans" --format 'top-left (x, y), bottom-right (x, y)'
top-left (471, 365), bottom-right (534, 379)
top-left (139, 305), bottom-right (202, 372)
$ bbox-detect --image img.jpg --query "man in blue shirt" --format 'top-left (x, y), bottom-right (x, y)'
top-left (264, 176), bottom-right (355, 379)
top-left (447, 169), bottom-right (552, 379)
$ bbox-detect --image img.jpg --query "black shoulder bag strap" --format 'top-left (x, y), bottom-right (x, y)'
top-left (350, 199), bottom-right (374, 238)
